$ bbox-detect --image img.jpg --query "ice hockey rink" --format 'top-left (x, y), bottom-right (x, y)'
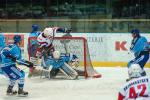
top-left (0, 67), bottom-right (150, 100)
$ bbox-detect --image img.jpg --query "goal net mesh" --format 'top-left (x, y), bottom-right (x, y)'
top-left (28, 36), bottom-right (101, 78)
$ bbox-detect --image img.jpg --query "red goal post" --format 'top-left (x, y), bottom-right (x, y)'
top-left (28, 36), bottom-right (101, 78)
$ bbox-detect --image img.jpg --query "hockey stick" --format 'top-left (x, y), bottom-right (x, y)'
top-left (60, 31), bottom-right (72, 54)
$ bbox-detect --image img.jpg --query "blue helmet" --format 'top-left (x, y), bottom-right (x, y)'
top-left (131, 29), bottom-right (140, 37)
top-left (32, 24), bottom-right (39, 31)
top-left (13, 35), bottom-right (22, 44)
top-left (131, 29), bottom-right (140, 34)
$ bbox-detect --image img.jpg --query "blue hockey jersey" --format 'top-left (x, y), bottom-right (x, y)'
top-left (29, 31), bottom-right (40, 37)
top-left (130, 36), bottom-right (149, 57)
top-left (0, 34), bottom-right (5, 50)
top-left (0, 44), bottom-right (25, 67)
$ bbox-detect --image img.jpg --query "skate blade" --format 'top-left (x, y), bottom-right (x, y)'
top-left (18, 94), bottom-right (28, 97)
top-left (6, 93), bottom-right (17, 96)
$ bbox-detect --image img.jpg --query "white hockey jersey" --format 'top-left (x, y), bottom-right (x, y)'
top-left (37, 32), bottom-right (53, 48)
top-left (37, 27), bottom-right (60, 48)
top-left (118, 76), bottom-right (150, 100)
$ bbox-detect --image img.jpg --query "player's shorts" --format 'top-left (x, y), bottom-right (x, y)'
top-left (1, 64), bottom-right (25, 80)
top-left (128, 53), bottom-right (149, 68)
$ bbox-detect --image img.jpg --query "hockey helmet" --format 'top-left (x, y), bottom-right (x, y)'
top-left (43, 28), bottom-right (53, 38)
top-left (32, 24), bottom-right (39, 31)
top-left (131, 29), bottom-right (140, 36)
top-left (13, 35), bottom-right (22, 44)
top-left (128, 64), bottom-right (142, 78)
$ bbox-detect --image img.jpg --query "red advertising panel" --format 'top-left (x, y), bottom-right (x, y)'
top-left (4, 34), bottom-right (24, 48)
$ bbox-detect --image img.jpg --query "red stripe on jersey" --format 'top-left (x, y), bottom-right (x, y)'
top-left (118, 92), bottom-right (125, 100)
top-left (39, 42), bottom-right (48, 45)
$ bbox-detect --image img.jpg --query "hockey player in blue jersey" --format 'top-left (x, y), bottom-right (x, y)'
top-left (28, 24), bottom-right (40, 65)
top-left (127, 29), bottom-right (149, 77)
top-left (0, 33), bottom-right (5, 51)
top-left (0, 33), bottom-right (5, 74)
top-left (29, 24), bottom-right (40, 37)
top-left (0, 35), bottom-right (33, 96)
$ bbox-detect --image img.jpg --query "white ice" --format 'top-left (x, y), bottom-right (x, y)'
top-left (0, 67), bottom-right (150, 100)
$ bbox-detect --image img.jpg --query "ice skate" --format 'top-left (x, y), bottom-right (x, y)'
top-left (50, 69), bottom-right (59, 79)
top-left (6, 86), bottom-right (17, 96)
top-left (18, 89), bottom-right (28, 97)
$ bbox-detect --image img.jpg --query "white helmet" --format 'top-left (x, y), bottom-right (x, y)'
top-left (128, 64), bottom-right (143, 78)
top-left (53, 51), bottom-right (60, 59)
top-left (43, 28), bottom-right (53, 38)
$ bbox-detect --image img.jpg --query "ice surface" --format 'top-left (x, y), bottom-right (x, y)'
top-left (0, 67), bottom-right (150, 100)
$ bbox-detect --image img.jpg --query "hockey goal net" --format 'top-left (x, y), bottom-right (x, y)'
top-left (28, 36), bottom-right (101, 78)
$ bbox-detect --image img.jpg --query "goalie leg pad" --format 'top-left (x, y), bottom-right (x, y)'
top-left (28, 67), bottom-right (50, 78)
top-left (59, 63), bottom-right (78, 80)
top-left (30, 57), bottom-right (38, 66)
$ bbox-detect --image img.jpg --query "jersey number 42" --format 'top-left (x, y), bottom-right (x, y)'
top-left (129, 84), bottom-right (147, 98)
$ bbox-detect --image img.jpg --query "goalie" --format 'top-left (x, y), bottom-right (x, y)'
top-left (30, 51), bottom-right (79, 80)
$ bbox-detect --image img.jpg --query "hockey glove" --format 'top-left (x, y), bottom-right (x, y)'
top-left (65, 28), bottom-right (72, 33)
top-left (2, 49), bottom-right (16, 62)
top-left (5, 54), bottom-right (16, 62)
top-left (24, 60), bottom-right (34, 68)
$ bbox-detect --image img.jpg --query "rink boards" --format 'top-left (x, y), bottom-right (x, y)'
top-left (1, 32), bottom-right (150, 68)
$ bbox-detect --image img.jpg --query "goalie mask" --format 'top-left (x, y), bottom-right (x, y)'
top-left (128, 64), bottom-right (143, 78)
top-left (43, 28), bottom-right (54, 38)
top-left (53, 51), bottom-right (60, 59)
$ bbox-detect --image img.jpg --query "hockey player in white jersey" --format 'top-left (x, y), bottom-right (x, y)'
top-left (0, 33), bottom-right (5, 74)
top-left (28, 27), bottom-right (74, 78)
top-left (36, 27), bottom-right (71, 58)
top-left (118, 64), bottom-right (150, 100)
top-left (29, 27), bottom-right (71, 67)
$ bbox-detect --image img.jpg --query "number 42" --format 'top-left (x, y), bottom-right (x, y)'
top-left (129, 84), bottom-right (147, 98)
